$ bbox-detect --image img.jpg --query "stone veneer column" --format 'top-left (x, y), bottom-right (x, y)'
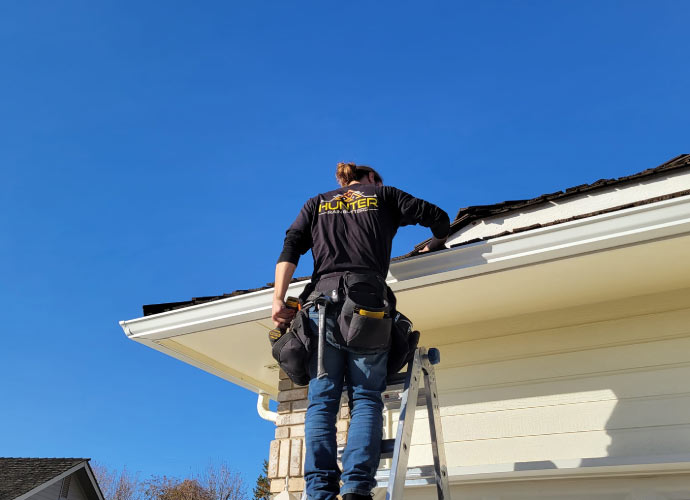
top-left (267, 369), bottom-right (350, 499)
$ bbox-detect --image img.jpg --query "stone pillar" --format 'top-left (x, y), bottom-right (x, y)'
top-left (267, 369), bottom-right (350, 499)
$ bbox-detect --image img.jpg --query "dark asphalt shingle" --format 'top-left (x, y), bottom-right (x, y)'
top-left (0, 458), bottom-right (87, 500)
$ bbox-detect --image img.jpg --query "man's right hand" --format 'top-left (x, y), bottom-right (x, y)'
top-left (272, 297), bottom-right (296, 329)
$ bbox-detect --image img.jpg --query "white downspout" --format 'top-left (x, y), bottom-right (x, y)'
top-left (257, 391), bottom-right (277, 422)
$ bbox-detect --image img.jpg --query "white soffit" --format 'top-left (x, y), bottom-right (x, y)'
top-left (119, 195), bottom-right (690, 395)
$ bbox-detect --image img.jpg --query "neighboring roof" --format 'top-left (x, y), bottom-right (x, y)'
top-left (0, 458), bottom-right (88, 500)
top-left (141, 154), bottom-right (690, 317)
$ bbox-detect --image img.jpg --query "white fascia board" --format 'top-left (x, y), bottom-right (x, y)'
top-left (388, 194), bottom-right (690, 290)
top-left (120, 195), bottom-right (690, 344)
top-left (14, 463), bottom-right (88, 500)
top-left (120, 280), bottom-right (308, 341)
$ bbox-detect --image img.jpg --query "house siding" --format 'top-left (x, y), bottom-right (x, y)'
top-left (395, 286), bottom-right (690, 496)
top-left (268, 287), bottom-right (690, 498)
top-left (23, 471), bottom-right (95, 500)
top-left (65, 474), bottom-right (89, 500)
top-left (27, 481), bottom-right (62, 500)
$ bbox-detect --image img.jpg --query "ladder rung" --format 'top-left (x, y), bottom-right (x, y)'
top-left (337, 372), bottom-right (415, 402)
top-left (339, 439), bottom-right (396, 461)
top-left (338, 372), bottom-right (420, 406)
top-left (382, 388), bottom-right (428, 410)
top-left (375, 465), bottom-right (439, 488)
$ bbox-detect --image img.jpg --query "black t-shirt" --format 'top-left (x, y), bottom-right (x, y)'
top-left (278, 183), bottom-right (450, 279)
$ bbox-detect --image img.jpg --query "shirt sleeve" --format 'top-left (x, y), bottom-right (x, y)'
top-left (383, 186), bottom-right (450, 239)
top-left (277, 198), bottom-right (315, 264)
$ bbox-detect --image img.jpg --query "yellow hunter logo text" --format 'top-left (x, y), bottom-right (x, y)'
top-left (318, 190), bottom-right (378, 214)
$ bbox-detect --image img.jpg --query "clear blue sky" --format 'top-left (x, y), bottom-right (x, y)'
top-left (1, 0), bottom-right (688, 492)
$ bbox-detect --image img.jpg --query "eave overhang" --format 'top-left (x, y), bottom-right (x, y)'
top-left (120, 195), bottom-right (690, 395)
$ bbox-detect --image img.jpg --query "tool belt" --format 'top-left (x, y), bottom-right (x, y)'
top-left (270, 271), bottom-right (420, 386)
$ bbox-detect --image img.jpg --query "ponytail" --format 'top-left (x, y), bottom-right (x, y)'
top-left (336, 162), bottom-right (358, 187)
top-left (335, 162), bottom-right (383, 187)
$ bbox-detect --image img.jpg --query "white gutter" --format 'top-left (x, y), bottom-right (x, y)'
top-left (119, 195), bottom-right (690, 391)
top-left (120, 279), bottom-right (309, 341)
top-left (257, 391), bottom-right (278, 422)
top-left (387, 194), bottom-right (690, 288)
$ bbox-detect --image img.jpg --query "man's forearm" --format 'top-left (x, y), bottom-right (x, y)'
top-left (428, 235), bottom-right (447, 250)
top-left (274, 261), bottom-right (297, 301)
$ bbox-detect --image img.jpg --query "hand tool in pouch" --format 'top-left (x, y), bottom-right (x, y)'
top-left (314, 293), bottom-right (335, 379)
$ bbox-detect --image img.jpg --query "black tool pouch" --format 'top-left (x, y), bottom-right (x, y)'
top-left (270, 308), bottom-right (313, 386)
top-left (387, 310), bottom-right (420, 374)
top-left (336, 272), bottom-right (392, 351)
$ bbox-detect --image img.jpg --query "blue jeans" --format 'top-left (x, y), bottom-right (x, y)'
top-left (304, 309), bottom-right (388, 499)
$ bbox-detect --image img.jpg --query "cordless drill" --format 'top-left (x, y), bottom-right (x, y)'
top-left (268, 296), bottom-right (301, 341)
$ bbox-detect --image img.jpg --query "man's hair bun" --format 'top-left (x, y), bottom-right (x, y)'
top-left (335, 162), bottom-right (358, 186)
top-left (335, 162), bottom-right (383, 187)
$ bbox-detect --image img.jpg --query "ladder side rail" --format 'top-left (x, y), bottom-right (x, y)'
top-left (385, 349), bottom-right (423, 500)
top-left (421, 353), bottom-right (451, 500)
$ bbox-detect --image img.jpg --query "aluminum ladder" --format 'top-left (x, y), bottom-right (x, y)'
top-left (376, 346), bottom-right (450, 499)
top-left (300, 347), bottom-right (450, 500)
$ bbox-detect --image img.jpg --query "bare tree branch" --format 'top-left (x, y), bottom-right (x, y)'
top-left (92, 463), bottom-right (142, 500)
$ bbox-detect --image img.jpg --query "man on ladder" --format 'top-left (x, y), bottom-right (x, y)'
top-left (272, 163), bottom-right (449, 500)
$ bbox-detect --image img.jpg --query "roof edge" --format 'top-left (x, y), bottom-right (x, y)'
top-left (12, 461), bottom-right (89, 500)
top-left (134, 154), bottom-right (690, 317)
top-left (121, 194), bottom-right (690, 394)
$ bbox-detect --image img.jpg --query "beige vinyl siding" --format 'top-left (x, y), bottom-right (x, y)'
top-left (395, 287), bottom-right (690, 472)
